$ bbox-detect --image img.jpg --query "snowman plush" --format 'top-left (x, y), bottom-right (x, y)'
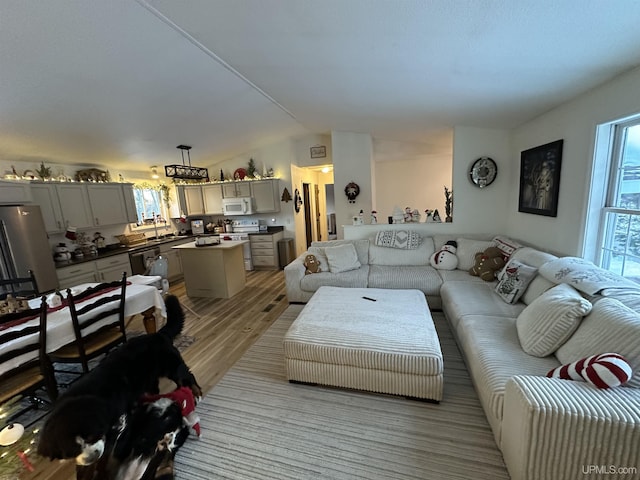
top-left (429, 240), bottom-right (459, 270)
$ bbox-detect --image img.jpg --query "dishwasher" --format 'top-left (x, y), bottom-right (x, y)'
top-left (129, 246), bottom-right (161, 275)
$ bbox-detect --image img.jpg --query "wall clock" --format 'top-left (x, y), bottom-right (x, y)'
top-left (469, 157), bottom-right (497, 188)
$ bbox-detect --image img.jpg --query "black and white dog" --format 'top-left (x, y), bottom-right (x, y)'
top-left (37, 295), bottom-right (201, 469)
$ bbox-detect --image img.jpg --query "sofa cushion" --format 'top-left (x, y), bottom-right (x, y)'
top-left (325, 243), bottom-right (361, 273)
top-left (454, 315), bottom-right (560, 436)
top-left (441, 281), bottom-right (526, 331)
top-left (456, 238), bottom-right (495, 271)
top-left (311, 239), bottom-right (370, 265)
top-left (547, 353), bottom-right (633, 389)
top-left (299, 265), bottom-right (370, 292)
top-left (516, 284), bottom-right (592, 357)
top-left (368, 236), bottom-right (434, 266)
top-left (503, 247), bottom-right (558, 305)
top-left (374, 230), bottom-right (422, 249)
top-left (367, 265), bottom-right (442, 296)
top-left (495, 260), bottom-right (538, 304)
top-left (437, 270), bottom-right (488, 283)
top-left (556, 297), bottom-right (640, 388)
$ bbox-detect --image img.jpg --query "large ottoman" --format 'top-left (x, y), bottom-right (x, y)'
top-left (283, 286), bottom-right (443, 401)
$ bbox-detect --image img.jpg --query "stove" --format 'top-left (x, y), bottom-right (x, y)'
top-left (231, 219), bottom-right (260, 233)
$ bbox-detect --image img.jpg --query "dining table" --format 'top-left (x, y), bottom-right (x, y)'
top-left (0, 278), bottom-right (165, 378)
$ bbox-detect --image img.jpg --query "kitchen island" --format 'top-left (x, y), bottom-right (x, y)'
top-left (173, 240), bottom-right (247, 298)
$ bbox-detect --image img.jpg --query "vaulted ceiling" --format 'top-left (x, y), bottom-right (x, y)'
top-left (2, 0), bottom-right (640, 171)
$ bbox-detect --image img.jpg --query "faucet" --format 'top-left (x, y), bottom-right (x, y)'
top-left (152, 211), bottom-right (159, 239)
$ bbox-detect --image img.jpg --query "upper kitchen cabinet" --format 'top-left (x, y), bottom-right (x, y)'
top-left (55, 183), bottom-right (93, 229)
top-left (121, 183), bottom-right (139, 223)
top-left (30, 183), bottom-right (65, 232)
top-left (176, 185), bottom-right (205, 216)
top-left (251, 179), bottom-right (280, 213)
top-left (222, 182), bottom-right (251, 198)
top-left (0, 180), bottom-right (32, 204)
top-left (87, 183), bottom-right (130, 227)
top-left (202, 184), bottom-right (223, 215)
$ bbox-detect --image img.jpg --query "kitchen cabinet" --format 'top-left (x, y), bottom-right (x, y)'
top-left (56, 253), bottom-right (131, 290)
top-left (87, 184), bottom-right (129, 227)
top-left (55, 183), bottom-right (93, 229)
top-left (222, 182), bottom-right (251, 198)
top-left (159, 238), bottom-right (193, 281)
top-left (0, 180), bottom-right (32, 204)
top-left (249, 231), bottom-right (284, 270)
top-left (251, 179), bottom-right (280, 213)
top-left (176, 185), bottom-right (205, 216)
top-left (30, 183), bottom-right (65, 232)
top-left (122, 183), bottom-right (138, 223)
top-left (202, 184), bottom-right (223, 215)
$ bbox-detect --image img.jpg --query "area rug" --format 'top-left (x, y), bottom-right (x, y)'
top-left (174, 306), bottom-right (509, 479)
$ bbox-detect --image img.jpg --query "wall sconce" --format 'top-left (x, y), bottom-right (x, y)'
top-left (150, 166), bottom-right (159, 179)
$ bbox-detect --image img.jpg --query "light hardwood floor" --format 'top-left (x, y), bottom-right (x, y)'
top-left (25, 269), bottom-right (289, 480)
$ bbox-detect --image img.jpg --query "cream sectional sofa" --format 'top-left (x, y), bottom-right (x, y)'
top-left (284, 233), bottom-right (640, 480)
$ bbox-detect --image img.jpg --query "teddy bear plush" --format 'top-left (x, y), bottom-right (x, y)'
top-left (430, 240), bottom-right (458, 270)
top-left (469, 246), bottom-right (506, 281)
top-left (303, 254), bottom-right (322, 274)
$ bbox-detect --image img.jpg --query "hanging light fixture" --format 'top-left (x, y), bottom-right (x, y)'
top-left (150, 166), bottom-right (159, 179)
top-left (164, 145), bottom-right (209, 181)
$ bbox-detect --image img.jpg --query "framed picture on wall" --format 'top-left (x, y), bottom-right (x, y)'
top-left (518, 139), bottom-right (563, 217)
top-left (310, 146), bottom-right (327, 158)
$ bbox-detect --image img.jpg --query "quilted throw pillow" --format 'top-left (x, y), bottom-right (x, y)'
top-left (374, 230), bottom-right (421, 250)
top-left (495, 259), bottom-right (538, 304)
top-left (547, 353), bottom-right (632, 389)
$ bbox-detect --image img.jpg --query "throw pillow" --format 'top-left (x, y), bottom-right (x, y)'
top-left (455, 238), bottom-right (494, 271)
top-left (374, 230), bottom-right (422, 249)
top-left (516, 283), bottom-right (592, 357)
top-left (494, 259), bottom-right (538, 304)
top-left (539, 256), bottom-right (640, 296)
top-left (492, 235), bottom-right (522, 262)
top-left (547, 353), bottom-right (632, 389)
top-left (324, 243), bottom-right (361, 273)
top-left (556, 297), bottom-right (640, 388)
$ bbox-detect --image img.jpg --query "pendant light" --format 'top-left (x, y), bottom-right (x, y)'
top-left (164, 145), bottom-right (209, 181)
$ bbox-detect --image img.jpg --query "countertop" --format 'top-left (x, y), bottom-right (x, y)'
top-left (172, 240), bottom-right (248, 250)
top-left (53, 228), bottom-right (284, 269)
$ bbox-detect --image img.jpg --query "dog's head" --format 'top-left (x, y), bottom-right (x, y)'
top-left (37, 395), bottom-right (114, 465)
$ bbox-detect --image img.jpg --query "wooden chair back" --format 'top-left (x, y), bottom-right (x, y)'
top-left (0, 296), bottom-right (58, 406)
top-left (0, 270), bottom-right (39, 301)
top-left (51, 272), bottom-right (127, 373)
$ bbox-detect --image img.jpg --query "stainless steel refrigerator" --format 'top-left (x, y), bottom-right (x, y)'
top-left (0, 205), bottom-right (58, 294)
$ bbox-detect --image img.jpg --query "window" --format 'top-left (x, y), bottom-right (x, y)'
top-left (132, 184), bottom-right (169, 227)
top-left (598, 118), bottom-right (640, 281)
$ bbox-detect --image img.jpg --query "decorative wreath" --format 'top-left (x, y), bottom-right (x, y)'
top-left (294, 188), bottom-right (303, 213)
top-left (344, 182), bottom-right (360, 203)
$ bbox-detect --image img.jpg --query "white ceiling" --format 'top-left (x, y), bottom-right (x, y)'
top-left (2, 0), bottom-right (640, 172)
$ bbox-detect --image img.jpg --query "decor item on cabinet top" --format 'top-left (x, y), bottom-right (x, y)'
top-left (424, 209), bottom-right (433, 222)
top-left (444, 186), bottom-right (453, 222)
top-left (392, 206), bottom-right (404, 224)
top-left (370, 211), bottom-right (377, 224)
top-left (344, 182), bottom-right (360, 203)
top-left (165, 145), bottom-right (209, 181)
top-left (36, 162), bottom-right (52, 180)
top-left (247, 158), bottom-right (257, 178)
top-left (432, 209), bottom-right (442, 222)
top-left (75, 168), bottom-right (110, 182)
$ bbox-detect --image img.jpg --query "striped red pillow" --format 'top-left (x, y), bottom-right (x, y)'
top-left (547, 353), bottom-right (632, 389)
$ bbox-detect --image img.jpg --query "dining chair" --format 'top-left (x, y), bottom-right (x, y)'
top-left (145, 255), bottom-right (200, 318)
top-left (0, 270), bottom-right (39, 301)
top-left (48, 272), bottom-right (127, 374)
top-left (0, 296), bottom-right (58, 418)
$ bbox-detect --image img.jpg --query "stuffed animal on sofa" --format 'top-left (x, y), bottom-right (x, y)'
top-left (430, 240), bottom-right (458, 270)
top-left (469, 246), bottom-right (505, 281)
top-left (304, 254), bottom-right (322, 274)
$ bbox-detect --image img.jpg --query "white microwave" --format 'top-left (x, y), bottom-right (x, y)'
top-left (222, 197), bottom-right (255, 216)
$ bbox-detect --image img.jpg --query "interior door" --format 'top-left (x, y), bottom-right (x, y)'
top-left (303, 183), bottom-right (312, 248)
top-left (314, 184), bottom-right (322, 242)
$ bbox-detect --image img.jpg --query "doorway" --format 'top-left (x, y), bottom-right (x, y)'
top-left (303, 183), bottom-right (312, 248)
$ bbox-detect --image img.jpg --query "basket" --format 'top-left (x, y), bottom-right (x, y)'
top-left (116, 233), bottom-right (147, 246)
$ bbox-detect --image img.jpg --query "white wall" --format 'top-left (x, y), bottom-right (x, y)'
top-left (508, 65), bottom-right (640, 257)
top-left (450, 127), bottom-right (512, 235)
